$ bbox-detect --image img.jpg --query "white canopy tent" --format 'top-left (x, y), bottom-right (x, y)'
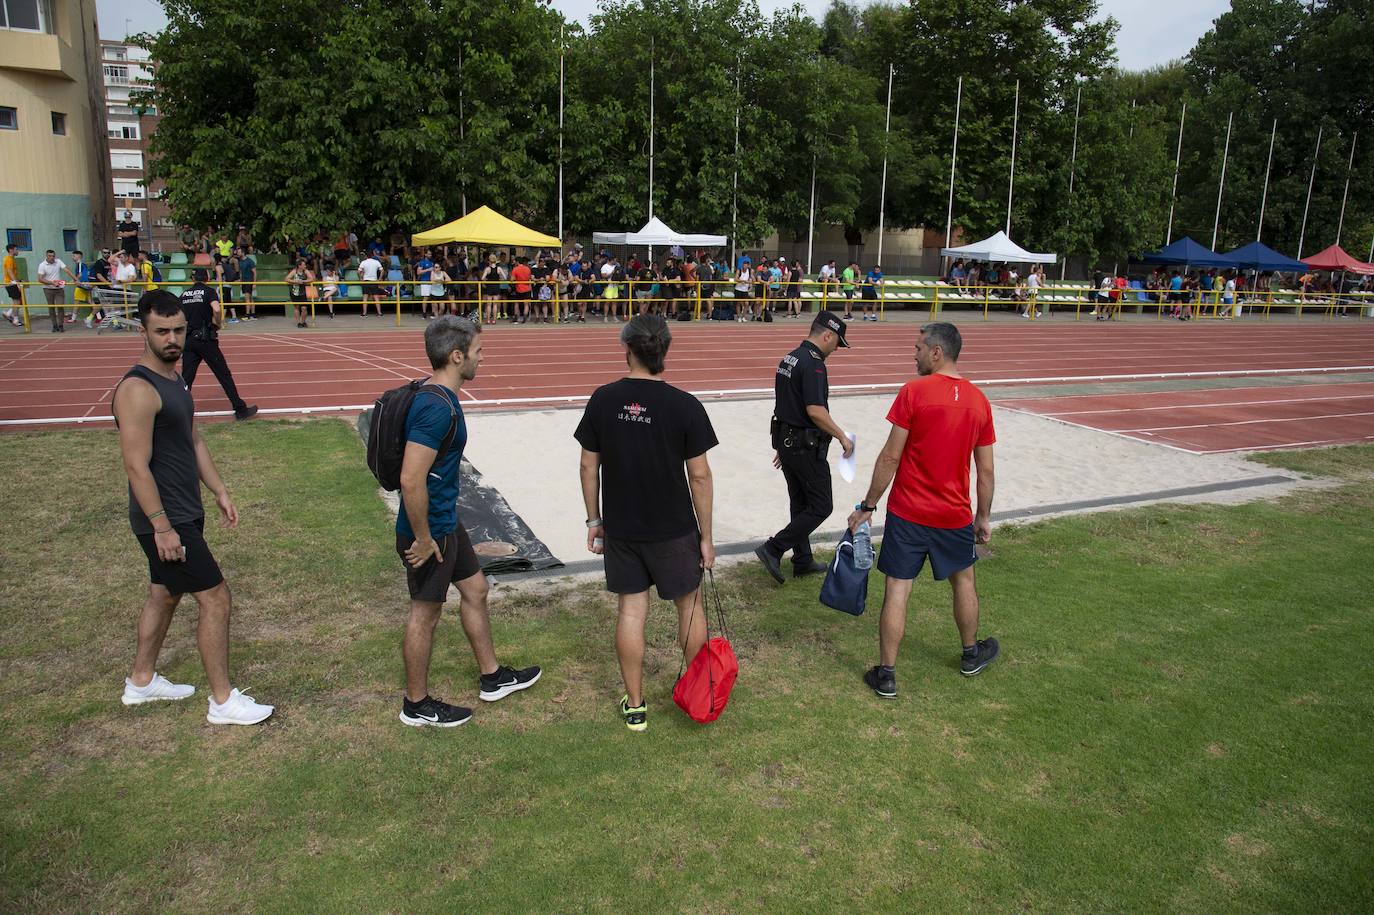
top-left (940, 230), bottom-right (1056, 264)
top-left (592, 216), bottom-right (727, 248)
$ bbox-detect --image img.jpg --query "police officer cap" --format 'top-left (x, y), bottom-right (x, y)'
top-left (812, 310), bottom-right (852, 347)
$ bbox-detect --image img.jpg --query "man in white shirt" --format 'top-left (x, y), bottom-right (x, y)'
top-left (358, 253), bottom-right (385, 317)
top-left (36, 249), bottom-right (68, 332)
top-left (1022, 268), bottom-right (1041, 318)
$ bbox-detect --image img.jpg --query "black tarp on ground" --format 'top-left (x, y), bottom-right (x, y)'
top-left (357, 410), bottom-right (563, 575)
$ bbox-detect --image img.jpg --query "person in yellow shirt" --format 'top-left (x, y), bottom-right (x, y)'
top-left (138, 251), bottom-right (159, 291)
top-left (3, 242), bottom-right (24, 326)
top-left (215, 234), bottom-right (233, 260)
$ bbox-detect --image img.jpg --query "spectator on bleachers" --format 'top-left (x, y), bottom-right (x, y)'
top-left (236, 225), bottom-right (254, 254)
top-left (861, 264), bottom-right (882, 322)
top-left (320, 261), bottom-right (340, 318)
top-left (219, 251), bottom-right (242, 318)
top-left (236, 248), bottom-right (257, 320)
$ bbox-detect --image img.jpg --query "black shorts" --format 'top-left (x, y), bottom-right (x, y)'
top-left (604, 529), bottom-right (702, 600)
top-left (875, 512), bottom-right (977, 582)
top-left (241, 284), bottom-right (253, 297)
top-left (5, 284), bottom-right (19, 302)
top-left (135, 517), bottom-right (225, 595)
top-left (397, 526), bottom-right (482, 603)
top-left (862, 287), bottom-right (877, 300)
top-left (785, 284), bottom-right (800, 299)
top-left (290, 290), bottom-right (306, 303)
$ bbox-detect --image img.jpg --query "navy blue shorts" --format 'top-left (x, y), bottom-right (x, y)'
top-left (876, 512), bottom-right (977, 581)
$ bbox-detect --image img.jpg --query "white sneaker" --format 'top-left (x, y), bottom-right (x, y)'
top-left (206, 688), bottom-right (274, 725)
top-left (122, 672), bottom-right (196, 705)
top-left (84, 316), bottom-right (94, 328)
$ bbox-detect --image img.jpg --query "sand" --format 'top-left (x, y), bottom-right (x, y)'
top-left (460, 391), bottom-right (1317, 573)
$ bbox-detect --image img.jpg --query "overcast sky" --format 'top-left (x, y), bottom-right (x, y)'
top-left (98, 0), bottom-right (1232, 73)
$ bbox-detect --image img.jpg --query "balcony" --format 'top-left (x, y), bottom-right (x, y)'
top-left (0, 29), bottom-right (81, 80)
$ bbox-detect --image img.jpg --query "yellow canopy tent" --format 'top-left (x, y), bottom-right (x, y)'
top-left (410, 205), bottom-right (560, 248)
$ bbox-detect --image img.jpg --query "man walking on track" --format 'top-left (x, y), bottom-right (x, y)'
top-left (112, 290), bottom-right (274, 725)
top-left (396, 316), bottom-right (542, 728)
top-left (848, 322), bottom-right (999, 699)
top-left (755, 310), bottom-right (854, 583)
top-left (180, 269), bottom-right (258, 421)
top-left (574, 314), bottom-right (717, 732)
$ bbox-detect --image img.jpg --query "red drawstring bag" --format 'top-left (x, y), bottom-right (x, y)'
top-left (673, 570), bottom-right (738, 723)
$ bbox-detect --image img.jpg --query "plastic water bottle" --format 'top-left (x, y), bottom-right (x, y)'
top-left (853, 512), bottom-right (874, 570)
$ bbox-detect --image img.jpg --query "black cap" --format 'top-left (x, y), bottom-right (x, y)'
top-left (813, 310), bottom-right (851, 347)
top-left (192, 268), bottom-right (208, 281)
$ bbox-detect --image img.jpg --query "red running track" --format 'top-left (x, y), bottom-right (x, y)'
top-left (999, 381), bottom-right (1374, 453)
top-left (2, 321), bottom-right (1373, 453)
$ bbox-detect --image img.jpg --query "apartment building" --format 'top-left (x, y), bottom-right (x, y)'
top-left (0, 0), bottom-right (113, 264)
top-left (100, 37), bottom-right (173, 251)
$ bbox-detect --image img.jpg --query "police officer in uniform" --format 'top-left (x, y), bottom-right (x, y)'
top-left (755, 310), bottom-right (853, 582)
top-left (179, 269), bottom-right (258, 421)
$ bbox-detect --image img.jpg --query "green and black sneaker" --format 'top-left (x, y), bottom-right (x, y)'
top-left (620, 695), bottom-right (647, 732)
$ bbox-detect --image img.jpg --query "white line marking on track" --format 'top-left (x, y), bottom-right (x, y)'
top-left (1123, 410), bottom-right (1374, 434)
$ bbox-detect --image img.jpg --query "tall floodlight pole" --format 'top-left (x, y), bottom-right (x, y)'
top-left (558, 25), bottom-right (565, 246)
top-left (458, 47), bottom-right (467, 215)
top-left (1298, 125), bottom-right (1324, 258)
top-left (1211, 111), bottom-right (1233, 251)
top-left (1166, 102), bottom-right (1186, 245)
top-left (730, 56), bottom-right (740, 268)
top-left (944, 76), bottom-right (962, 263)
top-left (876, 63), bottom-right (894, 267)
top-left (1006, 79), bottom-right (1019, 234)
top-left (807, 154), bottom-right (816, 272)
top-left (1061, 83), bottom-right (1082, 279)
top-left (648, 36), bottom-right (654, 221)
top-left (1336, 131), bottom-right (1358, 245)
top-left (1257, 119), bottom-right (1277, 242)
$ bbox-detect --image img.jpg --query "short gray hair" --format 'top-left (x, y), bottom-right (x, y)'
top-left (620, 313), bottom-right (671, 374)
top-left (920, 322), bottom-right (963, 361)
top-left (425, 315), bottom-right (481, 369)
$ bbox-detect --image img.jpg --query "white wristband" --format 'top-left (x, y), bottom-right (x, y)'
top-left (585, 518), bottom-right (602, 528)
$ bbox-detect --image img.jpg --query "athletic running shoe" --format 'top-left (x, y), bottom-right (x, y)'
top-left (960, 637), bottom-right (1000, 677)
top-left (121, 672), bottom-right (195, 705)
top-left (399, 695), bottom-right (472, 728)
top-left (478, 664), bottom-right (542, 702)
top-left (620, 695), bottom-right (647, 732)
top-left (206, 687), bottom-right (274, 725)
top-left (84, 316), bottom-right (94, 328)
top-left (863, 665), bottom-right (897, 699)
top-left (227, 317), bottom-right (240, 324)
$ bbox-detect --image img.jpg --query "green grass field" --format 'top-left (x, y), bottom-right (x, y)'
top-left (1, 421), bottom-right (1370, 913)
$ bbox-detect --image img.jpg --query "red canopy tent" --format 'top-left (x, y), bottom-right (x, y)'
top-left (1301, 244), bottom-right (1374, 275)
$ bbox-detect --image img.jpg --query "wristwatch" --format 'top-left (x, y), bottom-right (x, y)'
top-left (855, 501), bottom-right (877, 513)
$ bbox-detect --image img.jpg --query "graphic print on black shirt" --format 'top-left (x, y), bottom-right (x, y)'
top-left (773, 340), bottom-right (829, 427)
top-left (573, 378), bottom-right (718, 542)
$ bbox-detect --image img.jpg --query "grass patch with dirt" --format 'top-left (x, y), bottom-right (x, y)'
top-left (1, 422), bottom-right (1370, 912)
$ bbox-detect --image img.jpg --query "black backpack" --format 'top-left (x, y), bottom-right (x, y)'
top-left (366, 381), bottom-right (457, 491)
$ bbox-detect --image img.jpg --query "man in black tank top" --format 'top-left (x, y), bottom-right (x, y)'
top-left (112, 290), bottom-right (274, 726)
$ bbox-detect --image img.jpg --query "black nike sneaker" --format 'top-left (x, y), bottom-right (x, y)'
top-left (863, 665), bottom-right (897, 699)
top-left (399, 695), bottom-right (472, 728)
top-left (960, 638), bottom-right (1000, 676)
top-left (478, 664), bottom-right (543, 702)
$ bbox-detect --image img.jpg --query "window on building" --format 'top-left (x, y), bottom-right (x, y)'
top-left (103, 65), bottom-right (130, 84)
top-left (110, 151), bottom-right (144, 171)
top-left (1, 0), bottom-right (56, 33)
top-left (50, 111), bottom-right (65, 135)
top-left (0, 107), bottom-right (16, 130)
top-left (113, 180), bottom-right (145, 199)
top-left (107, 123), bottom-right (140, 140)
top-left (62, 229), bottom-right (78, 251)
top-left (6, 229), bottom-right (33, 252)
top-left (105, 47), bottom-right (127, 61)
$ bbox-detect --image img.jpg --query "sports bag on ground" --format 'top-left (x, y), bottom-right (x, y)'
top-left (820, 529), bottom-right (869, 616)
top-left (673, 569), bottom-right (739, 723)
top-left (365, 382), bottom-right (457, 491)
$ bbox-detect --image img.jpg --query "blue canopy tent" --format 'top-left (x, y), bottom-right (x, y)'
top-left (1138, 236), bottom-right (1236, 269)
top-left (1222, 241), bottom-right (1308, 274)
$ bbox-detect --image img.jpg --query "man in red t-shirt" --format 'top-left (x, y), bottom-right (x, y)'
top-left (848, 322), bottom-right (999, 698)
top-left (510, 256), bottom-right (533, 324)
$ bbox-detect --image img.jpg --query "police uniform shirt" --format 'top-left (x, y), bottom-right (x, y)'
top-left (774, 340), bottom-right (828, 428)
top-left (180, 283), bottom-right (219, 332)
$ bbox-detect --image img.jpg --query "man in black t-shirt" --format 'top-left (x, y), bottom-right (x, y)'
top-left (574, 314), bottom-right (717, 732)
top-left (179, 270), bottom-right (257, 421)
top-left (117, 210), bottom-right (141, 257)
top-left (755, 310), bottom-right (854, 583)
